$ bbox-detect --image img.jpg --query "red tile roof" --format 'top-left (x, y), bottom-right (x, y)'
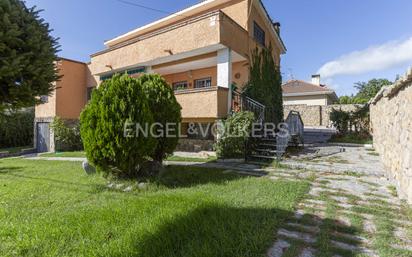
top-left (282, 80), bottom-right (334, 94)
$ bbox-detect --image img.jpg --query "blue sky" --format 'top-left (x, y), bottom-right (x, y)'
top-left (25, 0), bottom-right (412, 96)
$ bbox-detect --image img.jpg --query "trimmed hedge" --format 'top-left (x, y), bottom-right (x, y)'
top-left (0, 109), bottom-right (34, 148)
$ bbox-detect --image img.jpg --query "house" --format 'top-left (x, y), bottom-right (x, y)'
top-left (34, 0), bottom-right (286, 152)
top-left (282, 75), bottom-right (338, 106)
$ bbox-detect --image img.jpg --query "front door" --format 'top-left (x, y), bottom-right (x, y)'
top-left (36, 123), bottom-right (50, 153)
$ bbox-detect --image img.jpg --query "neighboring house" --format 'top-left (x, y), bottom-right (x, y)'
top-left (34, 0), bottom-right (286, 152)
top-left (282, 75), bottom-right (338, 106)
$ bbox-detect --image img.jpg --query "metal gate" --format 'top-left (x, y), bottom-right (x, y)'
top-left (36, 122), bottom-right (50, 153)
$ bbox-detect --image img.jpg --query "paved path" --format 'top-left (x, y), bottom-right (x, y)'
top-left (282, 145), bottom-right (385, 177)
top-left (266, 167), bottom-right (412, 257)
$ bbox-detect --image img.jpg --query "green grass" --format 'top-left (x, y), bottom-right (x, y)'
top-left (39, 152), bottom-right (217, 163)
top-left (165, 155), bottom-right (217, 162)
top-left (329, 134), bottom-right (373, 145)
top-left (387, 185), bottom-right (398, 197)
top-left (0, 158), bottom-right (310, 257)
top-left (0, 145), bottom-right (32, 154)
top-left (342, 170), bottom-right (364, 178)
top-left (39, 151), bottom-right (86, 158)
top-left (367, 152), bottom-right (380, 156)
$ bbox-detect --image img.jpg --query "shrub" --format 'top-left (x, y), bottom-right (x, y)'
top-left (139, 74), bottom-right (182, 163)
top-left (0, 109), bottom-right (34, 148)
top-left (80, 74), bottom-right (156, 178)
top-left (330, 105), bottom-right (370, 136)
top-left (80, 74), bottom-right (182, 179)
top-left (50, 117), bottom-right (82, 151)
top-left (215, 111), bottom-right (255, 159)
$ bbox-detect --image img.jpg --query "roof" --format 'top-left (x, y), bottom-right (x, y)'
top-left (57, 57), bottom-right (86, 65)
top-left (282, 80), bottom-right (338, 101)
top-left (282, 80), bottom-right (334, 94)
top-left (104, 0), bottom-right (286, 53)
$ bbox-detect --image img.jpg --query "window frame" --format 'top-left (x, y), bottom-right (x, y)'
top-left (172, 81), bottom-right (189, 91)
top-left (194, 77), bottom-right (212, 89)
top-left (253, 21), bottom-right (266, 46)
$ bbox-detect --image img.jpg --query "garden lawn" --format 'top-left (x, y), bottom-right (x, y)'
top-left (0, 158), bottom-right (309, 257)
top-left (39, 151), bottom-right (217, 163)
top-left (329, 134), bottom-right (373, 145)
top-left (39, 151), bottom-right (86, 158)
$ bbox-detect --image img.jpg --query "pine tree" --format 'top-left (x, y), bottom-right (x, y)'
top-left (0, 0), bottom-right (60, 110)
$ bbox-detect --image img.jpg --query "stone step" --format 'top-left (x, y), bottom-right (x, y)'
top-left (298, 247), bottom-right (316, 257)
top-left (277, 229), bottom-right (317, 244)
top-left (331, 240), bottom-right (376, 256)
top-left (267, 239), bottom-right (290, 257)
top-left (286, 222), bottom-right (320, 234)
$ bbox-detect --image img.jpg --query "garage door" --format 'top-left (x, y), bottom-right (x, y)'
top-left (36, 122), bottom-right (50, 153)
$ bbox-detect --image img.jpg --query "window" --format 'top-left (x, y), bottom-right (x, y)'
top-left (253, 22), bottom-right (265, 46)
top-left (194, 77), bottom-right (212, 89)
top-left (172, 81), bottom-right (188, 91)
top-left (87, 87), bottom-right (96, 101)
top-left (40, 95), bottom-right (48, 103)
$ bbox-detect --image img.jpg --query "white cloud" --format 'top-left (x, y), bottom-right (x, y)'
top-left (318, 37), bottom-right (412, 78)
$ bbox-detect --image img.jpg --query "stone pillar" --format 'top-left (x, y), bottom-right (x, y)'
top-left (217, 48), bottom-right (232, 114)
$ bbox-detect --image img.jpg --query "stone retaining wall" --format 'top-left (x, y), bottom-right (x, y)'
top-left (370, 68), bottom-right (412, 203)
top-left (284, 104), bottom-right (362, 127)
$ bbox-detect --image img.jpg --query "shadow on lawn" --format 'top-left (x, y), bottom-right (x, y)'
top-left (0, 166), bottom-right (23, 174)
top-left (154, 165), bottom-right (244, 189)
top-left (111, 204), bottom-right (362, 257)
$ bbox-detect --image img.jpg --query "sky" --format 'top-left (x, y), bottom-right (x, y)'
top-left (25, 0), bottom-right (412, 96)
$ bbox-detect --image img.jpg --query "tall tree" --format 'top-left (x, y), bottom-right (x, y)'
top-left (244, 44), bottom-right (283, 124)
top-left (338, 79), bottom-right (392, 104)
top-left (354, 79), bottom-right (392, 101)
top-left (0, 0), bottom-right (60, 110)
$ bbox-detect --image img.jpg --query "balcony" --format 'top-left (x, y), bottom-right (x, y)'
top-left (89, 11), bottom-right (249, 76)
top-left (174, 86), bottom-right (229, 121)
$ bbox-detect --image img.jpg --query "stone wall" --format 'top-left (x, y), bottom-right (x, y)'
top-left (370, 68), bottom-right (412, 203)
top-left (176, 139), bottom-right (214, 152)
top-left (284, 104), bottom-right (362, 127)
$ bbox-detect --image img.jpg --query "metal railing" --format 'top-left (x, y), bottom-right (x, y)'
top-left (232, 90), bottom-right (265, 123)
top-left (276, 111), bottom-right (305, 158)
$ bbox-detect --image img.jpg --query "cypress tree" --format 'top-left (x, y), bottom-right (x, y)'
top-left (244, 44), bottom-right (283, 124)
top-left (0, 0), bottom-right (60, 110)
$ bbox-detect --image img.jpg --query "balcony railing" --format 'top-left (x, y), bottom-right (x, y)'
top-left (232, 90), bottom-right (265, 123)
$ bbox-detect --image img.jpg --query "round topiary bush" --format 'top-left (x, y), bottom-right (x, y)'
top-left (80, 74), bottom-right (156, 178)
top-left (140, 74), bottom-right (182, 163)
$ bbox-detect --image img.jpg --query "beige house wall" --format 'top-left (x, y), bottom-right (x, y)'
top-left (175, 87), bottom-right (228, 120)
top-left (370, 70), bottom-right (412, 203)
top-left (248, 0), bottom-right (282, 65)
top-left (89, 12), bottom-right (221, 76)
top-left (284, 95), bottom-right (328, 106)
top-left (35, 82), bottom-right (57, 118)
